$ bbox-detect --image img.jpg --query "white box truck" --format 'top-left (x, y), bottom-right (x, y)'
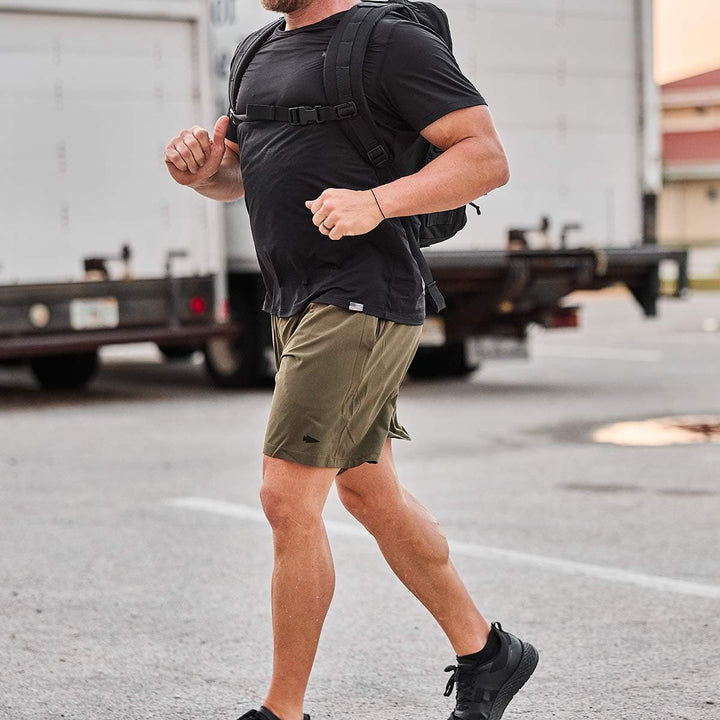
top-left (0, 0), bottom-right (238, 388)
top-left (0, 0), bottom-right (687, 388)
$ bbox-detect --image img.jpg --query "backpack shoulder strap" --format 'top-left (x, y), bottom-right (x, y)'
top-left (322, 2), bottom-right (407, 183)
top-left (228, 18), bottom-right (284, 123)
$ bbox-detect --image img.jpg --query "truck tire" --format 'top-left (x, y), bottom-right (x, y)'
top-left (157, 343), bottom-right (199, 362)
top-left (203, 296), bottom-right (272, 389)
top-left (29, 351), bottom-right (99, 390)
top-left (408, 342), bottom-right (479, 379)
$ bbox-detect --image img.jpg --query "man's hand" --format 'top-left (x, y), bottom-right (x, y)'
top-left (164, 116), bottom-right (230, 187)
top-left (305, 188), bottom-right (385, 241)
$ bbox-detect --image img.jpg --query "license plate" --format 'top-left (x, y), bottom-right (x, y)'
top-left (70, 297), bottom-right (119, 330)
top-left (465, 335), bottom-right (529, 364)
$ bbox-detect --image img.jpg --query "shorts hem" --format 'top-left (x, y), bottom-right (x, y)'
top-left (263, 443), bottom-right (382, 471)
top-left (388, 429), bottom-right (412, 441)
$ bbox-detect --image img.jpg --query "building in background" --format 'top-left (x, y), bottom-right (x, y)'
top-left (659, 68), bottom-right (720, 285)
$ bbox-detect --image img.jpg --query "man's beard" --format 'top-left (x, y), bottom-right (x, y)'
top-left (261, 0), bottom-right (313, 13)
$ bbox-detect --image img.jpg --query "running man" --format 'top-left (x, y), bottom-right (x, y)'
top-left (164, 2), bottom-right (538, 719)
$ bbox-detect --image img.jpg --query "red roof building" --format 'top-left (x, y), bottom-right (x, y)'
top-left (661, 68), bottom-right (720, 180)
top-left (658, 69), bottom-right (720, 252)
top-left (662, 68), bottom-right (720, 93)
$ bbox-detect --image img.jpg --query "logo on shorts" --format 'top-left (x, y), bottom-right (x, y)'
top-left (303, 435), bottom-right (320, 444)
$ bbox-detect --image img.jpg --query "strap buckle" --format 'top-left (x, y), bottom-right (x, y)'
top-left (229, 109), bottom-right (245, 126)
top-left (336, 101), bottom-right (357, 119)
top-left (367, 145), bottom-right (389, 166)
top-left (288, 105), bottom-right (323, 126)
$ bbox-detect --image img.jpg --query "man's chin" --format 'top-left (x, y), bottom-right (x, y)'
top-left (261, 0), bottom-right (313, 13)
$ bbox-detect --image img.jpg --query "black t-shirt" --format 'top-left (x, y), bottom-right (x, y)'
top-left (226, 10), bottom-right (486, 325)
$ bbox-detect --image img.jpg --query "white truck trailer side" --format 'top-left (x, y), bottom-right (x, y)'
top-left (0, 0), bottom-right (687, 388)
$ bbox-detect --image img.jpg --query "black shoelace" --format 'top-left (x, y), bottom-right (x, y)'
top-left (444, 664), bottom-right (460, 697)
top-left (444, 662), bottom-right (475, 712)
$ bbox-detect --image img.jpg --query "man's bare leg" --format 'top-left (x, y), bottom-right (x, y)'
top-left (260, 455), bottom-right (339, 720)
top-left (334, 439), bottom-right (490, 656)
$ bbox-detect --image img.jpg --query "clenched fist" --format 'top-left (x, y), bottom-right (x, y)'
top-left (305, 188), bottom-right (385, 241)
top-left (164, 115), bottom-right (230, 186)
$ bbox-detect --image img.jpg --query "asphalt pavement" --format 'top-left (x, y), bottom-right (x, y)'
top-left (1, 290), bottom-right (719, 720)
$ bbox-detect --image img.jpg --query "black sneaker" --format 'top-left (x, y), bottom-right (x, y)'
top-left (443, 622), bottom-right (538, 720)
top-left (236, 707), bottom-right (310, 720)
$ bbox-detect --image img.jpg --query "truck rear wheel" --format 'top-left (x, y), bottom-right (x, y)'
top-left (157, 343), bottom-right (199, 362)
top-left (29, 350), bottom-right (99, 390)
top-left (408, 342), bottom-right (479, 379)
top-left (203, 296), bottom-right (272, 389)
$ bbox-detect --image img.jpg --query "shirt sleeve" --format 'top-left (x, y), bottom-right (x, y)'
top-left (375, 20), bottom-right (486, 133)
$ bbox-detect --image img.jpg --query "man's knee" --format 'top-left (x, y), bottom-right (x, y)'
top-left (259, 481), bottom-right (293, 529)
top-left (260, 455), bottom-right (334, 530)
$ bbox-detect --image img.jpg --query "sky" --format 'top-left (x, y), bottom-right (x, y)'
top-left (654, 0), bottom-right (720, 83)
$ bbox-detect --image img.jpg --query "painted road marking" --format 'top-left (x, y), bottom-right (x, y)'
top-left (167, 497), bottom-right (720, 600)
top-left (534, 346), bottom-right (661, 362)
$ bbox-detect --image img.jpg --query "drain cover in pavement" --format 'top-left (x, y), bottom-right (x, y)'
top-left (593, 416), bottom-right (720, 446)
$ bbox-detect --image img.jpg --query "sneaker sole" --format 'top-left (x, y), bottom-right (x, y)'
top-left (488, 641), bottom-right (539, 720)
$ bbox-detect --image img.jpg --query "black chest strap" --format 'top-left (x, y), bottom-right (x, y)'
top-left (230, 101), bottom-right (357, 127)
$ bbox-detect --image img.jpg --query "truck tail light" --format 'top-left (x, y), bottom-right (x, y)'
top-left (550, 306), bottom-right (580, 328)
top-left (189, 296), bottom-right (208, 315)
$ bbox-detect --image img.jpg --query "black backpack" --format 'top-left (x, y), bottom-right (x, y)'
top-left (228, 0), bottom-right (479, 312)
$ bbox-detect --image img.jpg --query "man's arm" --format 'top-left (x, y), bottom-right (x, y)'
top-left (305, 105), bottom-right (508, 240)
top-left (164, 115), bottom-right (245, 202)
top-left (375, 104), bottom-right (508, 218)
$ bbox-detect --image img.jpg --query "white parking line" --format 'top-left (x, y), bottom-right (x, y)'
top-left (534, 346), bottom-right (661, 362)
top-left (166, 497), bottom-right (720, 600)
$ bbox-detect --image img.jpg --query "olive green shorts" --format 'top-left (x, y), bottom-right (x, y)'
top-left (264, 302), bottom-right (422, 471)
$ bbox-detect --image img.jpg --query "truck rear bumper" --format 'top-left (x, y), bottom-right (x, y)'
top-left (0, 322), bottom-right (241, 360)
top-left (427, 247), bottom-right (688, 293)
top-left (0, 275), bottom-right (239, 360)
top-left (425, 246), bottom-right (689, 338)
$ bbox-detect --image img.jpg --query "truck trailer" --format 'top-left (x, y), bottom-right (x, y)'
top-left (0, 0), bottom-right (688, 388)
top-left (0, 0), bottom-right (238, 388)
